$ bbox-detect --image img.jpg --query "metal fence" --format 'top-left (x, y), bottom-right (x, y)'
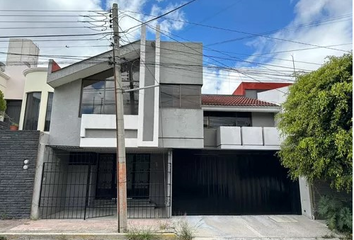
top-left (39, 149), bottom-right (170, 219)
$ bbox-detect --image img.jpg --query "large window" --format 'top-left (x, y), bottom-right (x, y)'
top-left (44, 92), bottom-right (53, 131)
top-left (23, 92), bottom-right (41, 130)
top-left (80, 60), bottom-right (139, 115)
top-left (160, 84), bottom-right (201, 109)
top-left (203, 111), bottom-right (252, 128)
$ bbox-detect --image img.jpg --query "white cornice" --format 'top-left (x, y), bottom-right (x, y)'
top-left (0, 71), bottom-right (10, 80)
top-left (23, 67), bottom-right (48, 76)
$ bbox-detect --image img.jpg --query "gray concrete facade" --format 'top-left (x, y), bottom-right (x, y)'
top-left (49, 79), bottom-right (81, 146)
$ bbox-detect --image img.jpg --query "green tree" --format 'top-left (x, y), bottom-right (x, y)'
top-left (277, 53), bottom-right (352, 192)
top-left (0, 90), bottom-right (6, 113)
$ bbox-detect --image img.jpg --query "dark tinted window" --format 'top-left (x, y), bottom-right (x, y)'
top-left (4, 100), bottom-right (21, 125)
top-left (44, 92), bottom-right (53, 131)
top-left (203, 111), bottom-right (252, 128)
top-left (80, 60), bottom-right (139, 116)
top-left (23, 92), bottom-right (41, 130)
top-left (160, 84), bottom-right (201, 109)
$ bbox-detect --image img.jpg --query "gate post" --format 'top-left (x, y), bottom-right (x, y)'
top-left (31, 133), bottom-right (49, 219)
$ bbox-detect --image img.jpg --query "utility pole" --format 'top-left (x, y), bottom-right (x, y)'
top-left (111, 3), bottom-right (127, 232)
top-left (291, 54), bottom-right (296, 79)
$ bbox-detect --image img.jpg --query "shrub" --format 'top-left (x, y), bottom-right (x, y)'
top-left (173, 220), bottom-right (196, 240)
top-left (126, 228), bottom-right (159, 240)
top-left (0, 90), bottom-right (6, 112)
top-left (318, 195), bottom-right (352, 234)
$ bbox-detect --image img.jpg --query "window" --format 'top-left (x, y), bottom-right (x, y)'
top-left (203, 111), bottom-right (252, 128)
top-left (4, 100), bottom-right (21, 125)
top-left (160, 84), bottom-right (201, 109)
top-left (44, 92), bottom-right (53, 131)
top-left (80, 60), bottom-right (139, 115)
top-left (23, 92), bottom-right (41, 130)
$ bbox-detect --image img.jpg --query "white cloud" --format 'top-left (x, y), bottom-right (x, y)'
top-left (203, 0), bottom-right (352, 94)
top-left (0, 0), bottom-right (188, 67)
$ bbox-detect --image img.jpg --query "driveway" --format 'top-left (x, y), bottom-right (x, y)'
top-left (0, 215), bottom-right (340, 240)
top-left (174, 215), bottom-right (339, 239)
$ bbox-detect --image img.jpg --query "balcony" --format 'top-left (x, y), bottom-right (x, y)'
top-left (80, 114), bottom-right (138, 148)
top-left (213, 126), bottom-right (282, 150)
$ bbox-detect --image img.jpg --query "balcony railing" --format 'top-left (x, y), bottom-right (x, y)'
top-left (214, 126), bottom-right (282, 150)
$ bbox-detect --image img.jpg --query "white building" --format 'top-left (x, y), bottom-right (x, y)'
top-left (0, 39), bottom-right (53, 131)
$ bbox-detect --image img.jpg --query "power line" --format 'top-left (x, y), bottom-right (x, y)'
top-left (123, 0), bottom-right (198, 33)
top-left (0, 9), bottom-right (106, 12)
top-left (0, 32), bottom-right (112, 39)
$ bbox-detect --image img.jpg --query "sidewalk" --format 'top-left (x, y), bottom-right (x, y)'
top-left (0, 215), bottom-right (340, 240)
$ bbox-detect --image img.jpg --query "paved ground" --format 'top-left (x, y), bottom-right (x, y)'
top-left (0, 215), bottom-right (340, 240)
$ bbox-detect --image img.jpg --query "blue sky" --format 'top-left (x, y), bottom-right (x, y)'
top-left (0, 0), bottom-right (352, 94)
top-left (107, 0), bottom-right (352, 93)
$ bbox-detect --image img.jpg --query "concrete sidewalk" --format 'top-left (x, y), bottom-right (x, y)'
top-left (0, 215), bottom-right (340, 240)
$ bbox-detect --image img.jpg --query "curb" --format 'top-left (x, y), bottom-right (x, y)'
top-left (0, 232), bottom-right (176, 240)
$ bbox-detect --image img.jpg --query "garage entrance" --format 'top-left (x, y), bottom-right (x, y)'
top-left (172, 150), bottom-right (301, 215)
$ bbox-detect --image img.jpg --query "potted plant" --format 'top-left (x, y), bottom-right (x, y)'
top-left (9, 122), bottom-right (18, 131)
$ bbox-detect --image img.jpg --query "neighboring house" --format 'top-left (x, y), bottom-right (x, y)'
top-left (28, 27), bottom-right (313, 221)
top-left (233, 81), bottom-right (292, 100)
top-left (0, 39), bottom-right (53, 131)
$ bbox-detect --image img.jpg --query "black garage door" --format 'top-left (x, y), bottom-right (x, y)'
top-left (172, 150), bottom-right (301, 215)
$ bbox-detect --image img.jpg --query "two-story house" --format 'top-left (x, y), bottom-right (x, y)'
top-left (31, 26), bottom-right (312, 220)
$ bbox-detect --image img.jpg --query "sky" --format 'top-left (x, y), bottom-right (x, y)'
top-left (0, 0), bottom-right (352, 94)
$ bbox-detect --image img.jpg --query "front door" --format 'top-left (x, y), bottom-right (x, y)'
top-left (96, 153), bottom-right (150, 200)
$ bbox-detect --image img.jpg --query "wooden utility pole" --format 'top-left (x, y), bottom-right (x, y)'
top-left (111, 3), bottom-right (127, 232)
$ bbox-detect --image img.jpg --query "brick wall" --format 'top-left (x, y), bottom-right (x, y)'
top-left (0, 130), bottom-right (40, 219)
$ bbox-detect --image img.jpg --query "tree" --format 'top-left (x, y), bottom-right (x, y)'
top-left (0, 90), bottom-right (6, 113)
top-left (277, 53), bottom-right (352, 192)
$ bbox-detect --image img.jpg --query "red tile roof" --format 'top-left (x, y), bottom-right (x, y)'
top-left (202, 94), bottom-right (278, 107)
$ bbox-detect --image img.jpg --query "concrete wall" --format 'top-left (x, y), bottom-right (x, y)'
top-left (159, 109), bottom-right (204, 148)
top-left (204, 128), bottom-right (217, 148)
top-left (49, 79), bottom-right (82, 146)
top-left (257, 86), bottom-right (290, 105)
top-left (19, 68), bottom-right (54, 131)
top-left (142, 42), bottom-right (156, 141)
top-left (3, 65), bottom-right (29, 100)
top-left (252, 112), bottom-right (275, 127)
top-left (0, 130), bottom-right (40, 219)
top-left (0, 73), bottom-right (9, 94)
top-left (159, 42), bottom-right (203, 85)
top-left (3, 39), bottom-right (39, 100)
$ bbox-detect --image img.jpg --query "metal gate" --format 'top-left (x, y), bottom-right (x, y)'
top-left (173, 149), bottom-right (301, 215)
top-left (39, 149), bottom-right (170, 219)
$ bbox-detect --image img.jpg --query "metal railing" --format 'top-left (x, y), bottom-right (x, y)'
top-left (39, 149), bottom-right (170, 219)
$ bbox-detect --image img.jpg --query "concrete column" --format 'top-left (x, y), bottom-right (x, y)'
top-left (299, 176), bottom-right (314, 219)
top-left (30, 132), bottom-right (49, 219)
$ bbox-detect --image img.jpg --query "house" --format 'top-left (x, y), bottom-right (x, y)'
top-left (17, 27), bottom-right (313, 220)
top-left (0, 39), bottom-right (53, 131)
top-left (233, 81), bottom-right (292, 100)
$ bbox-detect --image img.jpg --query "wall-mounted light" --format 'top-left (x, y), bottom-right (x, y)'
top-left (23, 159), bottom-right (29, 170)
